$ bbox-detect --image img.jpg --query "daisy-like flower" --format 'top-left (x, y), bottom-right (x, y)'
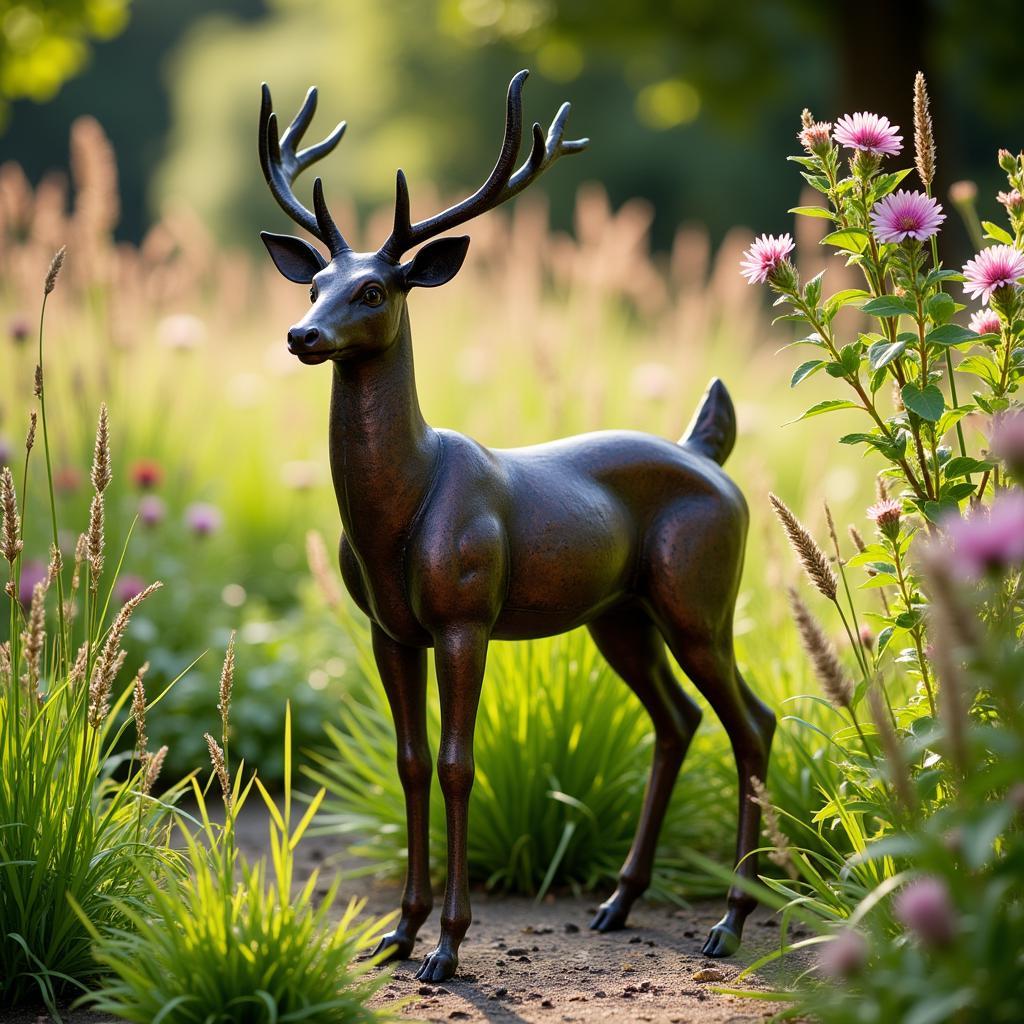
top-left (833, 112), bottom-right (903, 157)
top-left (962, 245), bottom-right (1024, 303)
top-left (740, 233), bottom-right (795, 286)
top-left (870, 190), bottom-right (945, 244)
top-left (968, 308), bottom-right (1001, 337)
top-left (867, 498), bottom-right (902, 541)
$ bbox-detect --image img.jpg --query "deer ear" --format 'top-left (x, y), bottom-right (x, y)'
top-left (402, 236), bottom-right (470, 289)
top-left (260, 231), bottom-right (327, 283)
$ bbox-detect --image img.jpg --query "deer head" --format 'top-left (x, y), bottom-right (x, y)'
top-left (259, 70), bottom-right (588, 365)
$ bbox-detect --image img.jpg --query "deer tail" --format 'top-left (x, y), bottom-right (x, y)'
top-left (679, 378), bottom-right (736, 466)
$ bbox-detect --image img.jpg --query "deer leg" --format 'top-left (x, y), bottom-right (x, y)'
top-left (415, 623), bottom-right (488, 983)
top-left (587, 607), bottom-right (702, 932)
top-left (369, 624), bottom-right (432, 962)
top-left (663, 631), bottom-right (775, 957)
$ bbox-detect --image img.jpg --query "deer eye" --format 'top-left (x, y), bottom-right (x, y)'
top-left (362, 285), bottom-right (384, 307)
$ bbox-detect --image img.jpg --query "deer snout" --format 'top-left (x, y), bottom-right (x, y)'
top-left (287, 326), bottom-right (321, 351)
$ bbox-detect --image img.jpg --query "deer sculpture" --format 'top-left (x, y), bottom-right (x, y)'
top-left (257, 70), bottom-right (775, 983)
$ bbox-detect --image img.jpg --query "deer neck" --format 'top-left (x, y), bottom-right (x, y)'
top-left (328, 308), bottom-right (439, 547)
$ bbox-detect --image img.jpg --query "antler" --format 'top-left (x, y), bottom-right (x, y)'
top-left (379, 69), bottom-right (588, 262)
top-left (259, 83), bottom-right (349, 255)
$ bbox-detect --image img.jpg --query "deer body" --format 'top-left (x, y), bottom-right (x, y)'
top-left (257, 71), bottom-right (774, 983)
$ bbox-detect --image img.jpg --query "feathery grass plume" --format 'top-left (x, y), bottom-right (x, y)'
top-left (34, 364), bottom-right (42, 399)
top-left (801, 108), bottom-right (814, 130)
top-left (131, 662), bottom-right (150, 758)
top-left (88, 582), bottom-right (162, 727)
top-left (141, 744), bottom-right (168, 796)
top-left (849, 524), bottom-right (867, 553)
top-left (1, 466), bottom-right (23, 564)
top-left (218, 631), bottom-right (235, 747)
top-left (26, 410), bottom-right (37, 454)
top-left (0, 640), bottom-right (10, 682)
top-left (876, 475), bottom-right (889, 502)
top-left (306, 529), bottom-right (343, 609)
top-left (69, 641), bottom-right (88, 687)
top-left (770, 493), bottom-right (838, 600)
top-left (867, 680), bottom-right (916, 811)
top-left (913, 71), bottom-right (936, 189)
top-left (90, 403), bottom-right (111, 493)
top-left (824, 502), bottom-right (841, 556)
top-left (87, 492), bottom-right (105, 585)
top-left (47, 543), bottom-right (62, 584)
top-left (787, 587), bottom-right (853, 709)
top-left (21, 579), bottom-right (48, 687)
top-left (44, 245), bottom-right (66, 294)
top-left (205, 733), bottom-right (231, 809)
top-left (750, 775), bottom-right (797, 879)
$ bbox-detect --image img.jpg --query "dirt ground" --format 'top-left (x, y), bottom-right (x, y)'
top-left (3, 807), bottom-right (802, 1023)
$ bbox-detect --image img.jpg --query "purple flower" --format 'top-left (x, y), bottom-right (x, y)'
top-left (8, 316), bottom-right (30, 345)
top-left (821, 929), bottom-right (868, 979)
top-left (962, 245), bottom-right (1024, 303)
top-left (870, 190), bottom-right (945, 244)
top-left (867, 498), bottom-right (902, 540)
top-left (990, 412), bottom-right (1024, 478)
top-left (115, 574), bottom-right (146, 604)
top-left (185, 502), bottom-right (222, 538)
top-left (19, 560), bottom-right (46, 607)
top-left (138, 495), bottom-right (166, 528)
top-left (740, 233), bottom-right (795, 285)
top-left (943, 490), bottom-right (1024, 577)
top-left (969, 308), bottom-right (1002, 337)
top-left (0, 435), bottom-right (11, 467)
top-left (833, 112), bottom-right (902, 157)
top-left (894, 877), bottom-right (957, 947)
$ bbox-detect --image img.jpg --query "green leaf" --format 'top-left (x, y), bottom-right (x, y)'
top-left (870, 168), bottom-right (912, 201)
top-left (958, 355), bottom-right (1001, 386)
top-left (824, 288), bottom-right (870, 318)
top-left (862, 295), bottom-right (916, 317)
top-left (924, 292), bottom-right (956, 325)
top-left (937, 405), bottom-right (976, 436)
top-left (982, 220), bottom-right (1014, 245)
top-left (801, 172), bottom-right (831, 193)
top-left (787, 399), bottom-right (859, 423)
top-left (939, 481), bottom-right (977, 502)
top-left (821, 227), bottom-right (870, 253)
top-left (943, 456), bottom-right (994, 477)
top-left (839, 431), bottom-right (905, 459)
top-left (790, 359), bottom-right (825, 386)
top-left (922, 499), bottom-right (959, 524)
top-left (788, 205), bottom-right (835, 219)
top-left (804, 270), bottom-right (825, 308)
top-left (926, 323), bottom-right (978, 347)
top-left (901, 383), bottom-right (945, 422)
top-left (868, 338), bottom-right (907, 370)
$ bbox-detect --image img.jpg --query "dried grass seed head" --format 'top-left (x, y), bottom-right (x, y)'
top-left (770, 492), bottom-right (838, 600)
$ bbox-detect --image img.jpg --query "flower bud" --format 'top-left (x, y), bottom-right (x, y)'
top-left (998, 148), bottom-right (1017, 174)
top-left (821, 929), bottom-right (868, 980)
top-left (895, 877), bottom-right (957, 948)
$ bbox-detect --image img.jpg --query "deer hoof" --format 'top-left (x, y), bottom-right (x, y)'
top-left (372, 930), bottom-right (416, 962)
top-left (589, 896), bottom-right (630, 932)
top-left (701, 917), bottom-right (741, 958)
top-left (415, 947), bottom-right (458, 982)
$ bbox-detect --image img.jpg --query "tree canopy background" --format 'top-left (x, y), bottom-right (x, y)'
top-left (2, 0), bottom-right (1021, 255)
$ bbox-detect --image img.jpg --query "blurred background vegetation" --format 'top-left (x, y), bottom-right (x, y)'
top-left (3, 0), bottom-right (1023, 254)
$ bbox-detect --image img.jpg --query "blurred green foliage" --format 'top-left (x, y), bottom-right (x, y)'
top-left (0, 0), bottom-right (130, 122)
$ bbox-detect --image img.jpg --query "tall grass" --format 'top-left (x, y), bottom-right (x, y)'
top-left (0, 249), bottom-right (184, 1014)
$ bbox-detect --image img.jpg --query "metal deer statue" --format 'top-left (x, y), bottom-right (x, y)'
top-left (258, 70), bottom-right (774, 982)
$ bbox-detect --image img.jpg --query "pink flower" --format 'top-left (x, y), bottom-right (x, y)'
top-left (799, 120), bottom-right (833, 157)
top-left (867, 498), bottom-right (902, 540)
top-left (894, 877), bottom-right (957, 948)
top-left (943, 490), bottom-right (1024, 577)
top-left (833, 112), bottom-right (902, 157)
top-left (962, 245), bottom-right (1024, 303)
top-left (998, 189), bottom-right (1024, 213)
top-left (139, 495), bottom-right (166, 528)
top-left (990, 412), bottom-right (1024, 477)
top-left (8, 316), bottom-right (30, 344)
top-left (821, 929), bottom-right (868, 979)
top-left (859, 624), bottom-right (875, 651)
top-left (115, 574), bottom-right (147, 604)
top-left (740, 233), bottom-right (795, 285)
top-left (18, 559), bottom-right (46, 607)
top-left (185, 502), bottom-right (222, 538)
top-left (968, 308), bottom-right (1001, 337)
top-left (131, 459), bottom-right (163, 491)
top-left (0, 435), bottom-right (11, 467)
top-left (869, 190), bottom-right (945, 244)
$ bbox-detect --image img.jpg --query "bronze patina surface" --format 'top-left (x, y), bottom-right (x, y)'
top-left (257, 70), bottom-right (774, 983)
